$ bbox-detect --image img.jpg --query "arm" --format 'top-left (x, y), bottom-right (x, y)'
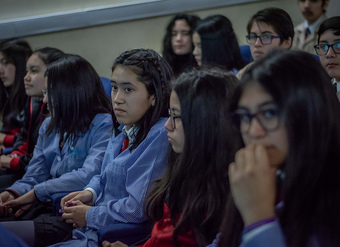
top-left (34, 114), bottom-right (113, 202)
top-left (241, 219), bottom-right (286, 247)
top-left (86, 121), bottom-right (168, 229)
top-left (6, 119), bottom-right (52, 196)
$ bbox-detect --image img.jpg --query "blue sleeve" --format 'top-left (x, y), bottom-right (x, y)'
top-left (34, 114), bottom-right (113, 202)
top-left (240, 220), bottom-right (286, 247)
top-left (84, 133), bottom-right (120, 196)
top-left (86, 122), bottom-right (168, 229)
top-left (207, 233), bottom-right (220, 247)
top-left (7, 119), bottom-right (52, 196)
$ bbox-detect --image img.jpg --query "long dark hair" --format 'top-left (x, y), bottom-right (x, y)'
top-left (145, 68), bottom-right (241, 246)
top-left (44, 54), bottom-right (112, 141)
top-left (162, 14), bottom-right (200, 77)
top-left (219, 49), bottom-right (340, 247)
top-left (194, 15), bottom-right (244, 71)
top-left (0, 38), bottom-right (32, 115)
top-left (34, 47), bottom-right (65, 68)
top-left (111, 49), bottom-right (173, 150)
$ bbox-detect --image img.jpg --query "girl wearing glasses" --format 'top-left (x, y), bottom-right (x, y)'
top-left (237, 8), bottom-right (293, 79)
top-left (105, 68), bottom-right (240, 247)
top-left (0, 47), bottom-right (64, 190)
top-left (216, 49), bottom-right (340, 247)
top-left (316, 16), bottom-right (340, 100)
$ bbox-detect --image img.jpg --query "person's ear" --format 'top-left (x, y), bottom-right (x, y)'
top-left (323, 0), bottom-right (329, 11)
top-left (150, 95), bottom-right (156, 107)
top-left (281, 37), bottom-right (292, 49)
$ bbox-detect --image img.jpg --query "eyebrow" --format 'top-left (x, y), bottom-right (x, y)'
top-left (237, 101), bottom-right (276, 111)
top-left (170, 107), bottom-right (181, 114)
top-left (319, 39), bottom-right (340, 43)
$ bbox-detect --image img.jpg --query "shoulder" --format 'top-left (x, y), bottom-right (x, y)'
top-left (91, 113), bottom-right (113, 126)
top-left (237, 62), bottom-right (253, 80)
top-left (294, 22), bottom-right (304, 32)
top-left (148, 118), bottom-right (167, 136)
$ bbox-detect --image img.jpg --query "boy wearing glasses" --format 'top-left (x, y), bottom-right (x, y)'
top-left (315, 16), bottom-right (340, 99)
top-left (237, 8), bottom-right (294, 79)
top-left (293, 0), bottom-right (329, 54)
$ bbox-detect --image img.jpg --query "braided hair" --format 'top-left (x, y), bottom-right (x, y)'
top-left (111, 48), bottom-right (173, 149)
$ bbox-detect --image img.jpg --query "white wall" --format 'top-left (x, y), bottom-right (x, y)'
top-left (3, 0), bottom-right (339, 78)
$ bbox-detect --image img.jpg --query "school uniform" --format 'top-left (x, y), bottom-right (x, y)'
top-left (51, 118), bottom-right (169, 247)
top-left (6, 113), bottom-right (113, 202)
top-left (292, 15), bottom-right (327, 54)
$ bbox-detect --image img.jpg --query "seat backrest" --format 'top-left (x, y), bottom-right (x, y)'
top-left (240, 45), bottom-right (254, 65)
top-left (100, 77), bottom-right (112, 98)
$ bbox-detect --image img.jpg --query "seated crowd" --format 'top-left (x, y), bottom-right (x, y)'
top-left (0, 3), bottom-right (339, 247)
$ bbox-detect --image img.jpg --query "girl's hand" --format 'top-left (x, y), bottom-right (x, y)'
top-left (0, 155), bottom-right (13, 170)
top-left (60, 190), bottom-right (93, 210)
top-left (102, 241), bottom-right (128, 247)
top-left (229, 144), bottom-right (277, 226)
top-left (3, 189), bottom-right (37, 218)
top-left (62, 200), bottom-right (91, 228)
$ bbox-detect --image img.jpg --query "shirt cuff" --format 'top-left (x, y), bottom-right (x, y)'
top-left (9, 157), bottom-right (20, 171)
top-left (243, 217), bottom-right (276, 235)
top-left (85, 188), bottom-right (97, 205)
top-left (3, 135), bottom-right (14, 147)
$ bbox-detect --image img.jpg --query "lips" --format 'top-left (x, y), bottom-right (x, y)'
top-left (114, 108), bottom-right (126, 114)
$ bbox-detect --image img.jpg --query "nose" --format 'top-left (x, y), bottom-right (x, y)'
top-left (113, 89), bottom-right (124, 105)
top-left (175, 33), bottom-right (182, 41)
top-left (42, 92), bottom-right (48, 104)
top-left (254, 36), bottom-right (262, 46)
top-left (246, 118), bottom-right (266, 137)
top-left (24, 71), bottom-right (30, 81)
top-left (193, 46), bottom-right (198, 56)
top-left (326, 47), bottom-right (336, 57)
top-left (164, 117), bottom-right (173, 132)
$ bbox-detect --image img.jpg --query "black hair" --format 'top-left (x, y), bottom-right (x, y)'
top-left (219, 49), bottom-right (340, 247)
top-left (111, 48), bottom-right (173, 150)
top-left (0, 38), bottom-right (32, 115)
top-left (33, 47), bottom-right (65, 67)
top-left (246, 8), bottom-right (294, 47)
top-left (44, 54), bottom-right (112, 141)
top-left (317, 16), bottom-right (340, 43)
top-left (145, 67), bottom-right (241, 246)
top-left (194, 15), bottom-right (244, 71)
top-left (162, 14), bottom-right (200, 77)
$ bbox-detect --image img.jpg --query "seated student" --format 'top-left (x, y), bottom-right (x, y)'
top-left (104, 68), bottom-right (241, 247)
top-left (163, 14), bottom-right (200, 77)
top-left (236, 8), bottom-right (294, 79)
top-left (0, 54), bottom-right (112, 228)
top-left (0, 47), bottom-right (64, 191)
top-left (23, 48), bottom-right (174, 247)
top-left (192, 15), bottom-right (244, 74)
top-left (315, 16), bottom-right (340, 100)
top-left (0, 38), bottom-right (32, 151)
top-left (214, 49), bottom-right (340, 247)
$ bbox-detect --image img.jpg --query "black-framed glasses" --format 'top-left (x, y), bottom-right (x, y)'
top-left (231, 108), bottom-right (282, 134)
top-left (168, 109), bottom-right (181, 129)
top-left (314, 42), bottom-right (340, 55)
top-left (246, 34), bottom-right (280, 45)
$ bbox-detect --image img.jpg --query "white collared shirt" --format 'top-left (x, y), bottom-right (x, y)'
top-left (304, 15), bottom-right (326, 35)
